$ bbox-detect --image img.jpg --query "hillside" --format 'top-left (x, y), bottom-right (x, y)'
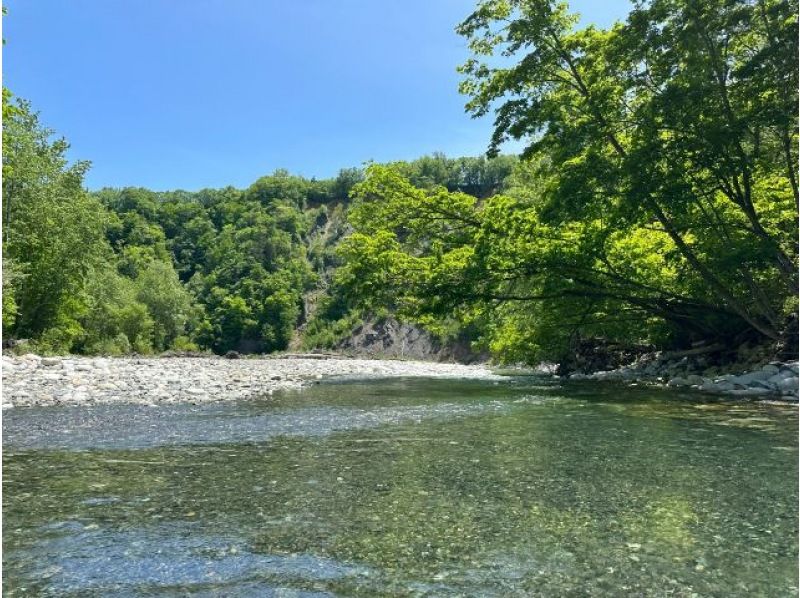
top-left (1, 102), bottom-right (514, 361)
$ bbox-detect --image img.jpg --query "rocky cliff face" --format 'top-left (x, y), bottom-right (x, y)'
top-left (332, 318), bottom-right (487, 364)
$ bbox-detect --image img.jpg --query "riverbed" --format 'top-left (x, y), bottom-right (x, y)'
top-left (3, 376), bottom-right (798, 596)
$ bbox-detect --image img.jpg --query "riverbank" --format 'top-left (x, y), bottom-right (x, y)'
top-left (4, 352), bottom-right (798, 410)
top-left (566, 357), bottom-right (799, 401)
top-left (1, 354), bottom-right (502, 409)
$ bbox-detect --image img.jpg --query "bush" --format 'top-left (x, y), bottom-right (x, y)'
top-left (84, 333), bottom-right (132, 356)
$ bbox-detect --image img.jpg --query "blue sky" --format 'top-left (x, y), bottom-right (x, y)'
top-left (4, 0), bottom-right (631, 191)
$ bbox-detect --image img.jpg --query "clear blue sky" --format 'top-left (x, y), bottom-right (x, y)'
top-left (4, 0), bottom-right (631, 191)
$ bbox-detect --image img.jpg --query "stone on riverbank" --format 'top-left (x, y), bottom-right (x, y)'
top-left (576, 357), bottom-right (798, 402)
top-left (1, 355), bottom-right (502, 408)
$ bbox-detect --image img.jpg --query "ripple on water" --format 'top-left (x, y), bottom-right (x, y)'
top-left (2, 378), bottom-right (797, 596)
top-left (2, 398), bottom-right (538, 451)
top-left (15, 522), bottom-right (366, 596)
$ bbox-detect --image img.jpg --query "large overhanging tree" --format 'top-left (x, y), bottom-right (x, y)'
top-left (457, 0), bottom-right (798, 340)
top-left (337, 0), bottom-right (798, 361)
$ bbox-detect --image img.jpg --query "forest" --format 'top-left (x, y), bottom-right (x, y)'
top-left (2, 0), bottom-right (798, 364)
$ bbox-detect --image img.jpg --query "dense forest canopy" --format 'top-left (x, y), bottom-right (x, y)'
top-left (1, 91), bottom-right (516, 355)
top-left (2, 0), bottom-right (797, 363)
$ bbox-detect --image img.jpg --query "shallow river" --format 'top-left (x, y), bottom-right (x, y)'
top-left (3, 376), bottom-right (798, 596)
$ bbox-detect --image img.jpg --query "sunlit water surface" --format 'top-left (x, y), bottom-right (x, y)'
top-left (3, 376), bottom-right (798, 596)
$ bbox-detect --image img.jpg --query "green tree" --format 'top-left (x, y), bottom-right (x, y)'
top-left (80, 266), bottom-right (154, 355)
top-left (455, 0), bottom-right (798, 343)
top-left (2, 93), bottom-right (109, 348)
top-left (135, 260), bottom-right (198, 351)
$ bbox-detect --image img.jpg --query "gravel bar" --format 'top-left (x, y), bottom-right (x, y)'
top-left (2, 354), bottom-right (503, 409)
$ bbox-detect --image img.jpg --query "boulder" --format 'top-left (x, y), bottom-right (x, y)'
top-left (732, 371), bottom-right (772, 385)
top-left (775, 376), bottom-right (798, 393)
top-left (750, 379), bottom-right (774, 390)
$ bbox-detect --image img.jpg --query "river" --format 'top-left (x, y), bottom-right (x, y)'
top-left (3, 376), bottom-right (798, 596)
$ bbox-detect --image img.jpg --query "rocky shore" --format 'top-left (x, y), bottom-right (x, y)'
top-left (567, 356), bottom-right (799, 401)
top-left (3, 350), bottom-right (797, 410)
top-left (1, 354), bottom-right (502, 409)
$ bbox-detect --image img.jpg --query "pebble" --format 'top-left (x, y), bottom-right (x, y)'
top-left (1, 356), bottom-right (501, 408)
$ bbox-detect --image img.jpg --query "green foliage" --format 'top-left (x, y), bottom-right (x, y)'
top-left (96, 171), bottom-right (324, 354)
top-left (6, 80), bottom-right (519, 358)
top-left (2, 92), bottom-right (203, 354)
top-left (301, 292), bottom-right (364, 350)
top-left (2, 257), bottom-right (20, 333)
top-left (453, 0), bottom-right (798, 346)
top-left (10, 0), bottom-right (795, 369)
top-left (79, 266), bottom-right (154, 355)
top-left (134, 260), bottom-right (197, 352)
top-left (392, 152), bottom-right (517, 198)
top-left (2, 93), bottom-right (108, 341)
top-left (310, 0), bottom-right (799, 363)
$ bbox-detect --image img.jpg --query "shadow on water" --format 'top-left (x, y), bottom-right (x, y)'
top-left (3, 377), bottom-right (798, 596)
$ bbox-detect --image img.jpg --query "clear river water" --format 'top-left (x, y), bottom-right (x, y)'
top-left (3, 376), bottom-right (798, 596)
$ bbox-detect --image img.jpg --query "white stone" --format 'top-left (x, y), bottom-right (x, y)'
top-left (2, 356), bottom-right (504, 407)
